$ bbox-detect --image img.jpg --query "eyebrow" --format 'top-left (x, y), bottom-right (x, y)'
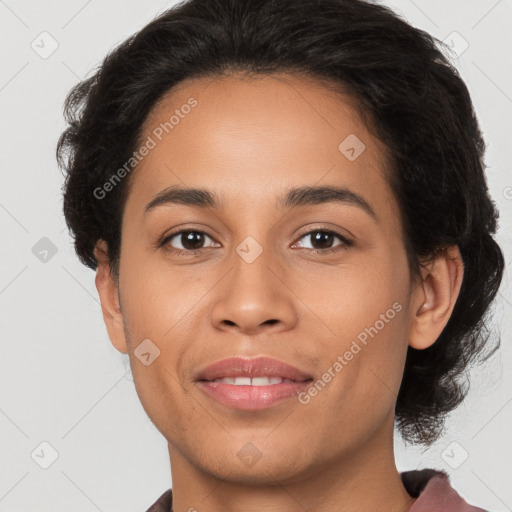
top-left (144, 184), bottom-right (378, 221)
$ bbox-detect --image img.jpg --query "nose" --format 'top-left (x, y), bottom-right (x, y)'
top-left (210, 244), bottom-right (298, 336)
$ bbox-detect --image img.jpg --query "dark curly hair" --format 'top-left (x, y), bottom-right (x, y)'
top-left (57, 0), bottom-right (505, 445)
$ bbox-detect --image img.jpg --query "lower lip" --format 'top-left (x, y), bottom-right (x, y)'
top-left (196, 380), bottom-right (312, 410)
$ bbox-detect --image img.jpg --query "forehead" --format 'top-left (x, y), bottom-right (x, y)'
top-left (124, 72), bottom-right (395, 221)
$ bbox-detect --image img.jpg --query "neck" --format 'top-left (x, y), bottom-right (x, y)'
top-left (167, 414), bottom-right (416, 512)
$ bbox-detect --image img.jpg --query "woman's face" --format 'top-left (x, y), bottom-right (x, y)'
top-left (105, 73), bottom-right (424, 483)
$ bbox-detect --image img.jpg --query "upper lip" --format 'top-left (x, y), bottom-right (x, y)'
top-left (195, 356), bottom-right (313, 382)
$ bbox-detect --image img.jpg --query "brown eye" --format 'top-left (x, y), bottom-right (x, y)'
top-left (162, 230), bottom-right (217, 254)
top-left (293, 229), bottom-right (353, 253)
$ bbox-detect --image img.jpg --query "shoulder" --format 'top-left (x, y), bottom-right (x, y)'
top-left (401, 469), bottom-right (490, 512)
top-left (144, 473), bottom-right (492, 512)
top-left (145, 488), bottom-right (173, 512)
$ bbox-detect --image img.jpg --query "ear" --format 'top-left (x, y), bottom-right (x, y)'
top-left (409, 245), bottom-right (464, 350)
top-left (94, 239), bottom-right (129, 354)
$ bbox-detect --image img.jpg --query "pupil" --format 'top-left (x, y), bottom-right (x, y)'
top-left (312, 231), bottom-right (332, 249)
top-left (182, 231), bottom-right (204, 250)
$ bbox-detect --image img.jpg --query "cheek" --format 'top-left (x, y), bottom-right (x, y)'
top-left (128, 355), bottom-right (188, 441)
top-left (311, 253), bottom-right (410, 398)
top-left (119, 253), bottom-right (195, 340)
top-left (305, 253), bottom-right (406, 330)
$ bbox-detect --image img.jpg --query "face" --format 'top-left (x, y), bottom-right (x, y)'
top-left (101, 72), bottom-right (425, 484)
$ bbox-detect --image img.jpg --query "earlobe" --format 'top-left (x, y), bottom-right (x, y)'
top-left (93, 240), bottom-right (129, 354)
top-left (409, 245), bottom-right (464, 350)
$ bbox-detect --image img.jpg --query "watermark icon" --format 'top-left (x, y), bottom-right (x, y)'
top-left (443, 31), bottom-right (469, 58)
top-left (32, 236), bottom-right (58, 263)
top-left (338, 134), bottom-right (366, 161)
top-left (134, 338), bottom-right (161, 366)
top-left (441, 441), bottom-right (469, 469)
top-left (237, 442), bottom-right (263, 467)
top-left (31, 31), bottom-right (59, 59)
top-left (503, 186), bottom-right (512, 200)
top-left (31, 441), bottom-right (59, 469)
top-left (298, 301), bottom-right (402, 404)
top-left (93, 97), bottom-right (198, 200)
top-left (236, 236), bottom-right (263, 263)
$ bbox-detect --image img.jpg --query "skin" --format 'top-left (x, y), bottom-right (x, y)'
top-left (94, 72), bottom-right (463, 512)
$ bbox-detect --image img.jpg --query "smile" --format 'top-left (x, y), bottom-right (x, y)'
top-left (207, 376), bottom-right (298, 385)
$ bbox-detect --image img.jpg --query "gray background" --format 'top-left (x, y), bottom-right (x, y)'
top-left (0, 0), bottom-right (511, 510)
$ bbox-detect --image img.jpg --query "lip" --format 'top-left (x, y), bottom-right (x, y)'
top-left (194, 356), bottom-right (313, 382)
top-left (194, 356), bottom-right (314, 411)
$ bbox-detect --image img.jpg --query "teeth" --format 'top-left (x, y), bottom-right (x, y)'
top-left (211, 376), bottom-right (293, 386)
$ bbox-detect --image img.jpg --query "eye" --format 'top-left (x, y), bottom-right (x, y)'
top-left (292, 228), bottom-right (353, 254)
top-left (159, 227), bottom-right (353, 256)
top-left (161, 230), bottom-right (219, 255)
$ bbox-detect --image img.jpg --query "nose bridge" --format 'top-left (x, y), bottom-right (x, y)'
top-left (230, 232), bottom-right (280, 298)
top-left (210, 231), bottom-right (297, 333)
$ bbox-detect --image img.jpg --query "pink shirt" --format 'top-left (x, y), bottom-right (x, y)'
top-left (145, 468), bottom-right (488, 511)
top-left (402, 469), bottom-right (488, 511)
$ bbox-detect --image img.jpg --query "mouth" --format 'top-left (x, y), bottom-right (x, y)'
top-left (194, 356), bottom-right (314, 411)
top-left (202, 376), bottom-right (304, 385)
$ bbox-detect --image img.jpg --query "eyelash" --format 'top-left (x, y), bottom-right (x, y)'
top-left (159, 227), bottom-right (353, 256)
